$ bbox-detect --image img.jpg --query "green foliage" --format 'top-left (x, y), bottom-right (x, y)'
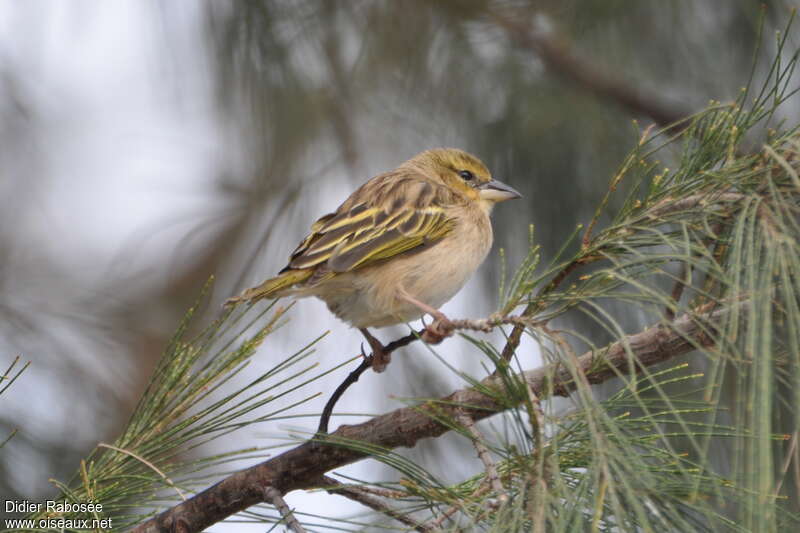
top-left (18, 284), bottom-right (335, 530)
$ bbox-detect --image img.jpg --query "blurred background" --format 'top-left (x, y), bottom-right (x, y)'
top-left (1, 0), bottom-right (798, 528)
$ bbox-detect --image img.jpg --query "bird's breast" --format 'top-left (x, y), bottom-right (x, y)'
top-left (312, 206), bottom-right (493, 329)
top-left (404, 214), bottom-right (492, 306)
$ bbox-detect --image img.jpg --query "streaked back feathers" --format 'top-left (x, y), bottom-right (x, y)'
top-left (226, 148), bottom-right (493, 306)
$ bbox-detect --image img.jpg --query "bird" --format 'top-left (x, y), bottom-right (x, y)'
top-left (225, 148), bottom-right (521, 372)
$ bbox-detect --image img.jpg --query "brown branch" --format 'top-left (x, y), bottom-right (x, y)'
top-left (132, 304), bottom-right (729, 533)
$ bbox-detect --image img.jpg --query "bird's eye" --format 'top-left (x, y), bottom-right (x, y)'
top-left (458, 170), bottom-right (475, 181)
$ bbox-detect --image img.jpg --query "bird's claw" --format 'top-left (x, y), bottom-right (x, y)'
top-left (359, 330), bottom-right (390, 373)
top-left (421, 316), bottom-right (455, 344)
top-left (371, 347), bottom-right (390, 373)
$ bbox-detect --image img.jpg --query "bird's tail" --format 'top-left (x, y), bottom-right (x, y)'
top-left (224, 269), bottom-right (313, 307)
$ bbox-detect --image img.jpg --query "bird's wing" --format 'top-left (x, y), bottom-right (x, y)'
top-left (283, 178), bottom-right (457, 274)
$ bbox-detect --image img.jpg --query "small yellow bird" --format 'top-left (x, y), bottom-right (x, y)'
top-left (226, 148), bottom-right (521, 371)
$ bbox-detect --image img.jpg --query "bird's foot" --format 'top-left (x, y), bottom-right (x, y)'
top-left (399, 291), bottom-right (456, 344)
top-left (359, 328), bottom-right (390, 373)
top-left (421, 312), bottom-right (455, 344)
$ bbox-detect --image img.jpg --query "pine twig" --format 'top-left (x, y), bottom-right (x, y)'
top-left (450, 315), bottom-right (543, 332)
top-left (498, 254), bottom-right (598, 365)
top-left (426, 504), bottom-right (461, 530)
top-left (455, 407), bottom-right (507, 507)
top-left (523, 379), bottom-right (548, 533)
top-left (264, 486), bottom-right (307, 533)
top-left (647, 192), bottom-right (744, 218)
top-left (335, 483), bottom-right (407, 499)
top-left (664, 261), bottom-right (689, 321)
top-left (317, 357), bottom-right (372, 435)
top-left (317, 329), bottom-right (423, 434)
top-left (664, 218), bottom-right (728, 320)
top-left (424, 504), bottom-right (462, 531)
top-left (319, 476), bottom-right (438, 533)
top-left (420, 484), bottom-right (492, 531)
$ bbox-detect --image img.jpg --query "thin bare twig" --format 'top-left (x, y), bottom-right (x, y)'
top-left (264, 486), bottom-right (307, 533)
top-left (426, 503), bottom-right (462, 530)
top-left (498, 254), bottom-right (600, 366)
top-left (322, 479), bottom-right (407, 499)
top-left (665, 260), bottom-right (689, 321)
top-left (774, 431), bottom-right (798, 497)
top-left (317, 329), bottom-right (423, 434)
top-left (317, 357), bottom-right (372, 435)
top-left (454, 403), bottom-right (507, 507)
top-left (319, 476), bottom-right (438, 533)
top-left (647, 192), bottom-right (745, 219)
top-left (664, 218), bottom-right (728, 320)
top-left (420, 484), bottom-right (492, 531)
top-left (451, 315), bottom-right (544, 333)
top-left (524, 384), bottom-right (547, 533)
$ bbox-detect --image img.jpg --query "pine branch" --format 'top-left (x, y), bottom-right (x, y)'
top-left (132, 302), bottom-right (731, 533)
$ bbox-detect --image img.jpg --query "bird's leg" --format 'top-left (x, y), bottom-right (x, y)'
top-left (399, 292), bottom-right (455, 344)
top-left (359, 328), bottom-right (391, 372)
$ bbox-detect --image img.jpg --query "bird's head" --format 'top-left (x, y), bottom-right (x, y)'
top-left (407, 148), bottom-right (521, 208)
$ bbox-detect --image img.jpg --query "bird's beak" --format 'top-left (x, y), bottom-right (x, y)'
top-left (478, 179), bottom-right (522, 202)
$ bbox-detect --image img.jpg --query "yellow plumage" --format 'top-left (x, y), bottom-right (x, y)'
top-left (225, 268), bottom-right (313, 303)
